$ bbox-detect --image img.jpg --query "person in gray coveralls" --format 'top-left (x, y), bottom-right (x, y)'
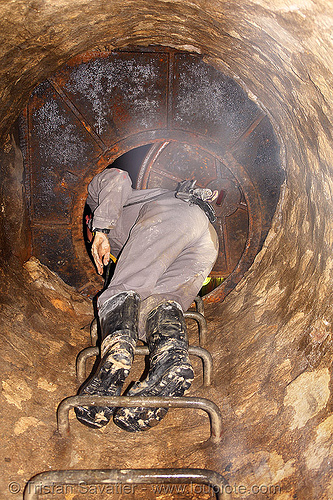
top-left (75, 167), bottom-right (219, 431)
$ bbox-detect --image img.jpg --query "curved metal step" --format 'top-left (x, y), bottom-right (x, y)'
top-left (57, 394), bottom-right (222, 444)
top-left (76, 345), bottom-right (213, 387)
top-left (24, 467), bottom-right (228, 500)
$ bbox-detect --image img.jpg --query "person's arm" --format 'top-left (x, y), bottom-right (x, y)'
top-left (87, 168), bottom-right (132, 274)
top-left (87, 168), bottom-right (133, 229)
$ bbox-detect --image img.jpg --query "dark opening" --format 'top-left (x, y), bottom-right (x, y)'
top-left (108, 144), bottom-right (153, 185)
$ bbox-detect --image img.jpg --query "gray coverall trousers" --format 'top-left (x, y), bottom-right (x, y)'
top-left (87, 168), bottom-right (219, 339)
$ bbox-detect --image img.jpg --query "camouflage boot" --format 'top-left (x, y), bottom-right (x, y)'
top-left (75, 291), bottom-right (139, 428)
top-left (113, 301), bottom-right (194, 432)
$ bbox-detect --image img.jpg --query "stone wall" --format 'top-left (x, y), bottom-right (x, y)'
top-left (0, 1), bottom-right (332, 499)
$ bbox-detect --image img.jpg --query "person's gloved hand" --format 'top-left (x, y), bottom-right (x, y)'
top-left (91, 231), bottom-right (110, 275)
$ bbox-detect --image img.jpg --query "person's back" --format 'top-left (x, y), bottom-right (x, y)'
top-left (75, 167), bottom-right (219, 431)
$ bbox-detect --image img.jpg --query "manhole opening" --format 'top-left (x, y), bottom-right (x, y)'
top-left (19, 45), bottom-right (284, 302)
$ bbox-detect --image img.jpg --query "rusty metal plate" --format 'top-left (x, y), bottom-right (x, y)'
top-left (50, 50), bottom-right (169, 147)
top-left (136, 140), bottom-right (249, 278)
top-left (172, 53), bottom-right (260, 147)
top-left (24, 81), bottom-right (103, 224)
top-left (232, 114), bottom-right (283, 234)
top-left (32, 225), bottom-right (87, 285)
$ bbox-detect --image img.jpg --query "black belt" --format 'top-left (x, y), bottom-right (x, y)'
top-left (175, 180), bottom-right (217, 224)
top-left (123, 180), bottom-right (217, 224)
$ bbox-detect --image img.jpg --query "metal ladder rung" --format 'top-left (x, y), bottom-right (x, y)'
top-left (184, 310), bottom-right (207, 346)
top-left (23, 468), bottom-right (228, 500)
top-left (194, 295), bottom-right (205, 315)
top-left (56, 395), bottom-right (222, 443)
top-left (76, 345), bottom-right (213, 387)
top-left (90, 297), bottom-right (207, 347)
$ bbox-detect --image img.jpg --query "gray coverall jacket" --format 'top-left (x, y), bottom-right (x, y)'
top-left (87, 168), bottom-right (219, 338)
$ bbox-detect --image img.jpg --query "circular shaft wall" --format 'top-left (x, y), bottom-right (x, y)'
top-left (0, 1), bottom-right (332, 499)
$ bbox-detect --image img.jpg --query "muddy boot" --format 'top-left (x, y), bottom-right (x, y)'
top-left (113, 301), bottom-right (194, 432)
top-left (75, 291), bottom-right (139, 429)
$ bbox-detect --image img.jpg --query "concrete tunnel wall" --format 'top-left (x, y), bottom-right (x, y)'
top-left (0, 1), bottom-right (333, 499)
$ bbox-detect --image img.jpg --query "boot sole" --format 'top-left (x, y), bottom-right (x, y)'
top-left (113, 362), bottom-right (194, 432)
top-left (75, 357), bottom-right (126, 428)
